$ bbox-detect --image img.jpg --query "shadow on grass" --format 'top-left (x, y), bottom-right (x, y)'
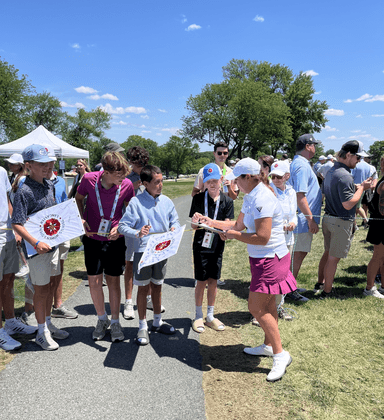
top-left (215, 310), bottom-right (252, 328)
top-left (220, 279), bottom-right (250, 302)
top-left (200, 343), bottom-right (269, 374)
top-left (69, 270), bottom-right (87, 280)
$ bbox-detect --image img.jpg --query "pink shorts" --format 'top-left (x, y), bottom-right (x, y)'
top-left (249, 253), bottom-right (297, 295)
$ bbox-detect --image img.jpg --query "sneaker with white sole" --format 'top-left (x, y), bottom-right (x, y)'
top-left (123, 302), bottom-right (135, 320)
top-left (378, 287), bottom-right (384, 294)
top-left (363, 286), bottom-right (384, 299)
top-left (15, 265), bottom-right (29, 278)
top-left (48, 323), bottom-right (69, 340)
top-left (266, 350), bottom-right (292, 382)
top-left (147, 299), bottom-right (165, 313)
top-left (217, 279), bottom-right (226, 286)
top-left (313, 283), bottom-right (325, 293)
top-left (285, 290), bottom-right (309, 302)
top-left (4, 318), bottom-right (37, 335)
top-left (0, 328), bottom-right (22, 351)
top-left (92, 319), bottom-right (110, 341)
top-left (35, 330), bottom-right (59, 351)
top-left (51, 305), bottom-right (78, 319)
top-left (21, 311), bottom-right (38, 327)
top-left (110, 323), bottom-right (124, 342)
top-left (244, 343), bottom-right (273, 357)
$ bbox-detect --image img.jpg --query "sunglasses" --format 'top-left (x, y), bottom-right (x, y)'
top-left (216, 151), bottom-right (228, 156)
top-left (261, 161), bottom-right (270, 169)
top-left (271, 174), bottom-right (283, 180)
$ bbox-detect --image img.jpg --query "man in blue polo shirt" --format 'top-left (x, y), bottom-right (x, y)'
top-left (287, 134), bottom-right (322, 302)
top-left (352, 155), bottom-right (374, 227)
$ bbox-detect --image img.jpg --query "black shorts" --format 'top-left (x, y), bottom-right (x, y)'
top-left (83, 236), bottom-right (126, 276)
top-left (193, 250), bottom-right (223, 281)
top-left (366, 219), bottom-right (384, 245)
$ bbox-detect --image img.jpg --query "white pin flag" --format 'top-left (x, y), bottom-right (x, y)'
top-left (24, 198), bottom-right (85, 257)
top-left (137, 225), bottom-right (186, 274)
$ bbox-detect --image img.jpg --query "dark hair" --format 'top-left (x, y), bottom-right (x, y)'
top-left (282, 153), bottom-right (288, 160)
top-left (126, 146), bottom-right (150, 167)
top-left (11, 165), bottom-right (27, 193)
top-left (101, 151), bottom-right (129, 176)
top-left (140, 165), bottom-right (162, 183)
top-left (337, 149), bottom-right (348, 159)
top-left (214, 141), bottom-right (228, 152)
top-left (258, 155), bottom-right (274, 169)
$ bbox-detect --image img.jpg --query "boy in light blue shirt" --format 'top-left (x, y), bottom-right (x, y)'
top-left (118, 165), bottom-right (180, 346)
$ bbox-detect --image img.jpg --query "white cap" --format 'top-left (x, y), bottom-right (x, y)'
top-left (327, 154), bottom-right (334, 160)
top-left (319, 155), bottom-right (326, 161)
top-left (225, 158), bottom-right (260, 180)
top-left (5, 153), bottom-right (24, 165)
top-left (270, 160), bottom-right (290, 176)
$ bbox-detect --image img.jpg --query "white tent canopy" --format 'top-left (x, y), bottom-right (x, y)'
top-left (0, 125), bottom-right (89, 159)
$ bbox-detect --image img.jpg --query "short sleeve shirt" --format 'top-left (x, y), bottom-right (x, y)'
top-left (352, 160), bottom-right (373, 184)
top-left (241, 183), bottom-right (288, 258)
top-left (189, 191), bottom-right (234, 254)
top-left (323, 162), bottom-right (356, 221)
top-left (77, 171), bottom-right (134, 241)
top-left (288, 154), bottom-right (322, 233)
top-left (0, 167), bottom-right (14, 246)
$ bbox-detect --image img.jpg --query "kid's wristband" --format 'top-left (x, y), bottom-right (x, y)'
top-left (34, 241), bottom-right (40, 250)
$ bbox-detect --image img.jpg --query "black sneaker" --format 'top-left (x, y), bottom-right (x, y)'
top-left (313, 283), bottom-right (325, 293)
top-left (285, 290), bottom-right (309, 302)
top-left (319, 289), bottom-right (336, 299)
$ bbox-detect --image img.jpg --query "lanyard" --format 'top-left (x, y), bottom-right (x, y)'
top-left (205, 190), bottom-right (220, 221)
top-left (95, 180), bottom-right (121, 220)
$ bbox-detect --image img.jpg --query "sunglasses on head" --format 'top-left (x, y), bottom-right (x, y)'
top-left (216, 151), bottom-right (228, 156)
top-left (262, 161), bottom-right (270, 169)
top-left (271, 174), bottom-right (283, 180)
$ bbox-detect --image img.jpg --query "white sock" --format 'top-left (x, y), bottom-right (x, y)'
top-left (146, 295), bottom-right (152, 303)
top-left (153, 313), bottom-right (163, 328)
top-left (38, 323), bottom-right (48, 334)
top-left (45, 316), bottom-right (51, 326)
top-left (98, 313), bottom-right (108, 321)
top-left (206, 305), bottom-right (214, 322)
top-left (273, 350), bottom-right (286, 357)
top-left (138, 319), bottom-right (148, 331)
top-left (110, 318), bottom-right (119, 325)
top-left (195, 306), bottom-right (203, 320)
top-left (125, 299), bottom-right (132, 304)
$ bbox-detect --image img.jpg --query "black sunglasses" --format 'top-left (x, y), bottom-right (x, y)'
top-left (216, 151), bottom-right (228, 156)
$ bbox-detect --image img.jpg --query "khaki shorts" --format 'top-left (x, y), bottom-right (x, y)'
top-left (0, 239), bottom-right (19, 279)
top-left (28, 248), bottom-right (60, 286)
top-left (58, 240), bottom-right (70, 261)
top-left (322, 215), bottom-right (354, 259)
top-left (294, 232), bottom-right (313, 253)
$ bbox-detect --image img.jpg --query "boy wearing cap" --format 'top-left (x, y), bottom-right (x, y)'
top-left (118, 165), bottom-right (180, 346)
top-left (190, 164), bottom-right (234, 333)
top-left (11, 144), bottom-right (69, 351)
top-left (317, 140), bottom-right (375, 298)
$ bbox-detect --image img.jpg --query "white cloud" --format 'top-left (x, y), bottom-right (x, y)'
top-left (315, 91), bottom-right (321, 95)
top-left (181, 14), bottom-right (187, 23)
top-left (366, 95), bottom-right (384, 102)
top-left (356, 94), bottom-right (372, 101)
top-left (304, 70), bottom-right (319, 77)
top-left (102, 93), bottom-right (118, 101)
top-left (71, 43), bottom-right (80, 49)
top-left (327, 136), bottom-right (337, 140)
top-left (125, 106), bottom-right (147, 114)
top-left (372, 114), bottom-right (384, 117)
top-left (323, 125), bottom-right (338, 132)
top-left (60, 101), bottom-right (85, 109)
top-left (158, 109), bottom-right (167, 113)
top-left (156, 133), bottom-right (162, 136)
top-left (351, 130), bottom-right (362, 133)
top-left (89, 95), bottom-right (101, 100)
top-left (99, 103), bottom-right (147, 115)
top-left (141, 130), bottom-right (151, 133)
top-left (161, 127), bottom-right (180, 135)
top-left (356, 114), bottom-right (363, 118)
top-left (344, 99), bottom-right (353, 103)
top-left (349, 134), bottom-right (371, 139)
top-left (253, 15), bottom-right (264, 22)
top-left (112, 120), bottom-right (127, 126)
top-left (141, 115), bottom-right (149, 119)
top-left (139, 125), bottom-right (146, 128)
top-left (185, 24), bottom-right (201, 31)
top-left (75, 86), bottom-right (98, 94)
top-left (325, 108), bottom-right (345, 116)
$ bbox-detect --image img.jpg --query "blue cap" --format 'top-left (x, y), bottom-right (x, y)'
top-left (22, 144), bottom-right (56, 163)
top-left (203, 163), bottom-right (222, 183)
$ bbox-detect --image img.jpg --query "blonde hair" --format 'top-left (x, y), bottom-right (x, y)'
top-left (101, 151), bottom-right (129, 176)
top-left (77, 159), bottom-right (91, 173)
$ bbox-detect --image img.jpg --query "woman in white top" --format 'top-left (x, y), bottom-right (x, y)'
top-left (197, 158), bottom-right (296, 382)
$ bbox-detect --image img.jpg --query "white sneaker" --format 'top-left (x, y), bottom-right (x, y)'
top-left (217, 279), bottom-right (226, 286)
top-left (15, 265), bottom-right (29, 278)
top-left (48, 323), bottom-right (69, 340)
top-left (147, 298), bottom-right (165, 313)
top-left (266, 350), bottom-right (292, 382)
top-left (35, 330), bottom-right (59, 351)
top-left (378, 287), bottom-right (384, 294)
top-left (0, 328), bottom-right (22, 351)
top-left (244, 343), bottom-right (273, 357)
top-left (363, 285), bottom-right (384, 299)
top-left (21, 311), bottom-right (38, 327)
top-left (4, 318), bottom-right (37, 335)
top-left (123, 301), bottom-right (135, 320)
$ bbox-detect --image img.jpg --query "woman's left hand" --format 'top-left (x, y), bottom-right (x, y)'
top-left (108, 226), bottom-right (120, 241)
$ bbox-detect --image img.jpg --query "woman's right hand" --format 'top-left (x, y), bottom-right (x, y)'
top-left (82, 219), bottom-right (92, 237)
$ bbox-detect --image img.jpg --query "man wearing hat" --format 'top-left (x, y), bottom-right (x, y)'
top-left (313, 155), bottom-right (326, 186)
top-left (316, 140), bottom-right (378, 298)
top-left (5, 154), bottom-right (24, 184)
top-left (318, 154), bottom-right (334, 181)
top-left (288, 134), bottom-right (322, 301)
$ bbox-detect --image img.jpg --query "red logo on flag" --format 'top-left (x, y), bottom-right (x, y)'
top-left (155, 240), bottom-right (171, 251)
top-left (43, 218), bottom-right (61, 236)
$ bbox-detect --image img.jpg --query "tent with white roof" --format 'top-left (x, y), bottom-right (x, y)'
top-left (0, 125), bottom-right (89, 159)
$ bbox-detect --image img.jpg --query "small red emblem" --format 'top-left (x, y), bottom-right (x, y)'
top-left (43, 218), bottom-right (61, 236)
top-left (155, 240), bottom-right (171, 251)
top-left (208, 168), bottom-right (213, 173)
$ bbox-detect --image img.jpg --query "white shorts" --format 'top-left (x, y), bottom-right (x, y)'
top-left (28, 248), bottom-right (60, 286)
top-left (58, 240), bottom-right (70, 260)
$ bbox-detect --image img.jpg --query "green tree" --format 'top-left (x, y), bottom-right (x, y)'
top-left (121, 135), bottom-right (159, 165)
top-left (368, 141), bottom-right (384, 168)
top-left (325, 149), bottom-right (335, 156)
top-left (0, 58), bottom-right (34, 142)
top-left (159, 136), bottom-right (199, 178)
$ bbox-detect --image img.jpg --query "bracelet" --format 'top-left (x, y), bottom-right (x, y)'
top-left (34, 241), bottom-right (40, 250)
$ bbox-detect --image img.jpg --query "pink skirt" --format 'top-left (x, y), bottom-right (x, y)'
top-left (249, 253), bottom-right (297, 295)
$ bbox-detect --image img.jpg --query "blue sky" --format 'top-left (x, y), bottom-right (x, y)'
top-left (1, 1), bottom-right (383, 154)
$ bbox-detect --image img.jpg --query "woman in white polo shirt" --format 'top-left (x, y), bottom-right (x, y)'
top-left (197, 157), bottom-right (296, 382)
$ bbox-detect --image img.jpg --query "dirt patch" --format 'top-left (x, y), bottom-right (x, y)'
top-left (200, 287), bottom-right (289, 420)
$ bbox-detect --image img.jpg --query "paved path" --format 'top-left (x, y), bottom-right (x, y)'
top-left (0, 195), bottom-right (206, 420)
